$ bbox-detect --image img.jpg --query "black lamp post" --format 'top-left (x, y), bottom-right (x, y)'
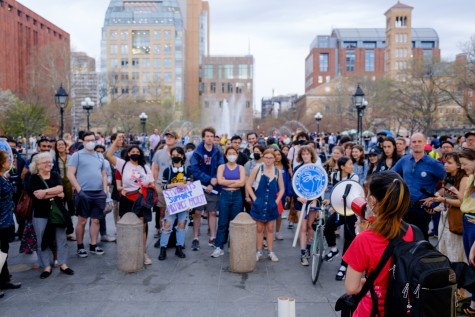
top-left (139, 112), bottom-right (148, 135)
top-left (55, 84), bottom-right (68, 138)
top-left (81, 97), bottom-right (94, 131)
top-left (314, 112), bottom-right (323, 136)
top-left (352, 84), bottom-right (367, 146)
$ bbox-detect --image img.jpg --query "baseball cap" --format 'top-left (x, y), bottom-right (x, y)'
top-left (465, 131), bottom-right (475, 138)
top-left (441, 140), bottom-right (454, 147)
top-left (164, 131), bottom-right (178, 139)
top-left (424, 144), bottom-right (432, 151)
top-left (368, 148), bottom-right (379, 156)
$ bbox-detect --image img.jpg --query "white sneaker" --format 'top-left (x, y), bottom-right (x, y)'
top-left (276, 233), bottom-right (284, 240)
top-left (144, 254), bottom-right (152, 265)
top-left (211, 247), bottom-right (224, 258)
top-left (101, 235), bottom-right (116, 242)
top-left (262, 239), bottom-right (268, 249)
top-left (256, 250), bottom-right (263, 261)
top-left (268, 252), bottom-right (279, 262)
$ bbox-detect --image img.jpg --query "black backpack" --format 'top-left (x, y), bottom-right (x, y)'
top-left (384, 224), bottom-right (457, 317)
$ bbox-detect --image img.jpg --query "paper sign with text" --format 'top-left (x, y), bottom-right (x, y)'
top-left (163, 181), bottom-right (207, 215)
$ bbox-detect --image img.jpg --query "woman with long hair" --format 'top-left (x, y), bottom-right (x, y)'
top-left (324, 156), bottom-right (359, 280)
top-left (273, 149), bottom-right (292, 240)
top-left (106, 137), bottom-right (155, 266)
top-left (376, 137), bottom-right (400, 172)
top-left (343, 171), bottom-right (412, 316)
top-left (323, 146), bottom-right (344, 191)
top-left (351, 144), bottom-right (368, 185)
top-left (366, 148), bottom-right (380, 179)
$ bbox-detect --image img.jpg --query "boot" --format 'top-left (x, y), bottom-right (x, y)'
top-left (175, 245), bottom-right (186, 258)
top-left (158, 247), bottom-right (167, 261)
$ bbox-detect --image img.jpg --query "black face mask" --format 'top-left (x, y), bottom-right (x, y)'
top-left (298, 140), bottom-right (307, 145)
top-left (130, 154), bottom-right (140, 161)
top-left (253, 153), bottom-right (261, 161)
top-left (172, 156), bottom-right (182, 164)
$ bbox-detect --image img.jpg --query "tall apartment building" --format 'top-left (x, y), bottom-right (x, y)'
top-left (305, 2), bottom-right (440, 92)
top-left (0, 0), bottom-right (70, 99)
top-left (100, 0), bottom-right (208, 120)
top-left (200, 56), bottom-right (254, 135)
top-left (71, 52), bottom-right (99, 134)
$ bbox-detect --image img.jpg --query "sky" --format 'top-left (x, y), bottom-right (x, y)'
top-left (17, 0), bottom-right (475, 109)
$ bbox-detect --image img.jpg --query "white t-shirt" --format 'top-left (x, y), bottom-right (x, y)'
top-left (115, 158), bottom-right (154, 192)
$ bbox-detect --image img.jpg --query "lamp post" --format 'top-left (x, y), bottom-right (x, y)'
top-left (81, 97), bottom-right (94, 131)
top-left (139, 112), bottom-right (148, 135)
top-left (352, 84), bottom-right (367, 146)
top-left (55, 84), bottom-right (68, 138)
top-left (314, 112), bottom-right (323, 136)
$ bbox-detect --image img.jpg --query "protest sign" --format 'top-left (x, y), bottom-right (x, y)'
top-left (163, 180), bottom-right (207, 214)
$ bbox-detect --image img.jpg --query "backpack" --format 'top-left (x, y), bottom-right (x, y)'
top-left (384, 224), bottom-right (457, 317)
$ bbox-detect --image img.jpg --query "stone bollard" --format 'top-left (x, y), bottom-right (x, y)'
top-left (117, 212), bottom-right (144, 272)
top-left (229, 212), bottom-right (257, 273)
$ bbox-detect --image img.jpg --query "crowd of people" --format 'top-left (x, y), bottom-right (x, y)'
top-left (2, 128), bottom-right (475, 315)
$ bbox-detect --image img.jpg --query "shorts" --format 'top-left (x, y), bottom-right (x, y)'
top-left (195, 192), bottom-right (219, 212)
top-left (154, 184), bottom-right (167, 208)
top-left (74, 190), bottom-right (106, 220)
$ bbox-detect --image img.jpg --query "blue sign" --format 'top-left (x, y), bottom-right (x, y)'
top-left (292, 164), bottom-right (328, 200)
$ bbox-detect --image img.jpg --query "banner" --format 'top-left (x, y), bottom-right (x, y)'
top-left (163, 180), bottom-right (207, 215)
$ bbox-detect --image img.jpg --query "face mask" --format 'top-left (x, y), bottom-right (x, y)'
top-left (227, 155), bottom-right (238, 163)
top-left (85, 141), bottom-right (96, 151)
top-left (172, 156), bottom-right (182, 164)
top-left (172, 166), bottom-right (184, 173)
top-left (130, 154), bottom-right (140, 161)
top-left (253, 153), bottom-right (261, 161)
top-left (298, 140), bottom-right (306, 145)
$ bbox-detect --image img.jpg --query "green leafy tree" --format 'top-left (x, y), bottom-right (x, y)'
top-left (1, 98), bottom-right (48, 142)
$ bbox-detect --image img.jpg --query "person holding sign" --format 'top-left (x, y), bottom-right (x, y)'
top-left (158, 147), bottom-right (192, 260)
top-left (211, 147), bottom-right (246, 258)
top-left (106, 137), bottom-right (155, 266)
top-left (246, 149), bottom-right (284, 262)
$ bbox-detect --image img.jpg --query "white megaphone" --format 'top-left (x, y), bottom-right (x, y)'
top-left (329, 179), bottom-right (365, 217)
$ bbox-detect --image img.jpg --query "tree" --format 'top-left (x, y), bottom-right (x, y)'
top-left (0, 97), bottom-right (49, 139)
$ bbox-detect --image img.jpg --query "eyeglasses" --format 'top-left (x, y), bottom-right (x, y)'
top-left (263, 156), bottom-right (275, 160)
top-left (39, 161), bottom-right (52, 165)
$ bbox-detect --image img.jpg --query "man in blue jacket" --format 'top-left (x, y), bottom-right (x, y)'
top-left (190, 127), bottom-right (224, 251)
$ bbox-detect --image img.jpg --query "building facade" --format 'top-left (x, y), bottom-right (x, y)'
top-left (305, 2), bottom-right (440, 92)
top-left (71, 52), bottom-right (99, 134)
top-left (261, 94), bottom-right (298, 119)
top-left (200, 55), bottom-right (254, 135)
top-left (100, 0), bottom-right (208, 120)
top-left (0, 0), bottom-right (70, 99)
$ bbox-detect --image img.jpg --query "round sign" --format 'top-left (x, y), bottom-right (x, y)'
top-left (292, 164), bottom-right (328, 200)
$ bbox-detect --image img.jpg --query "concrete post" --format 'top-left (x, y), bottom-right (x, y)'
top-left (117, 212), bottom-right (144, 272)
top-left (229, 212), bottom-right (257, 273)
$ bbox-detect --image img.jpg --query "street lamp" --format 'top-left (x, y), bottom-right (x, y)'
top-left (352, 84), bottom-right (367, 146)
top-left (55, 84), bottom-right (68, 138)
top-left (139, 112), bottom-right (148, 135)
top-left (81, 97), bottom-right (94, 131)
top-left (314, 112), bottom-right (323, 136)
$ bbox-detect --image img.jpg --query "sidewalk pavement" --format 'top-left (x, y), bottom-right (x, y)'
top-left (2, 213), bottom-right (345, 317)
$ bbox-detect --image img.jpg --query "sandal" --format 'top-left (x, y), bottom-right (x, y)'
top-left (335, 268), bottom-right (346, 281)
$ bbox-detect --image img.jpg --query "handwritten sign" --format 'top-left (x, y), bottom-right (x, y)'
top-left (163, 181), bottom-right (207, 215)
top-left (292, 164), bottom-right (328, 200)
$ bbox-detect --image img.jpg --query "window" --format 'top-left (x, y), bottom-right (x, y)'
top-left (131, 72), bottom-right (139, 81)
top-left (153, 45), bottom-right (161, 54)
top-left (203, 65), bottom-right (214, 79)
top-left (326, 76), bottom-right (331, 83)
top-left (236, 83), bottom-right (243, 93)
top-left (238, 64), bottom-right (248, 79)
top-left (344, 41), bottom-right (357, 49)
top-left (210, 82), bottom-right (216, 93)
top-left (246, 101), bottom-right (251, 108)
top-left (110, 31), bottom-right (119, 40)
top-left (110, 59), bottom-right (118, 68)
top-left (305, 56), bottom-right (314, 77)
top-left (142, 72), bottom-right (150, 83)
top-left (221, 82), bottom-right (225, 93)
top-left (163, 58), bottom-right (172, 68)
top-left (121, 73), bottom-right (129, 81)
top-left (132, 86), bottom-right (139, 97)
top-left (121, 87), bottom-right (129, 95)
top-left (142, 58), bottom-right (150, 68)
top-left (423, 50), bottom-right (433, 62)
top-left (153, 58), bottom-right (161, 68)
top-left (153, 30), bottom-right (161, 40)
top-left (227, 83), bottom-right (233, 93)
top-left (132, 30), bottom-right (150, 54)
top-left (421, 41), bottom-right (435, 49)
top-left (164, 30), bottom-right (172, 40)
top-left (132, 58), bottom-right (139, 68)
top-left (219, 101), bottom-right (223, 108)
top-left (153, 73), bottom-right (161, 82)
top-left (110, 45), bottom-right (118, 54)
top-left (143, 87), bottom-right (149, 96)
top-left (318, 76), bottom-right (323, 83)
top-left (363, 41), bottom-right (376, 49)
top-left (319, 53), bottom-right (329, 72)
top-left (121, 44), bottom-right (128, 54)
top-left (365, 50), bottom-right (375, 72)
top-left (164, 72), bottom-right (172, 82)
top-left (121, 58), bottom-right (129, 68)
top-left (120, 31), bottom-right (128, 41)
top-left (204, 101), bottom-right (209, 108)
top-left (219, 65), bottom-right (233, 79)
top-left (164, 44), bottom-right (172, 54)
top-left (346, 51), bottom-right (355, 72)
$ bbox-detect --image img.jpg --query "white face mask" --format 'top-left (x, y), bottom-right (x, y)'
top-left (84, 141), bottom-right (96, 151)
top-left (227, 155), bottom-right (238, 163)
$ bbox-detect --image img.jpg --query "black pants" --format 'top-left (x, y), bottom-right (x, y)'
top-left (324, 212), bottom-right (356, 267)
top-left (403, 204), bottom-right (431, 240)
top-left (0, 226), bottom-right (14, 283)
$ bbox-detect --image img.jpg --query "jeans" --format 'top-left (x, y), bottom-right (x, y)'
top-left (160, 211), bottom-right (189, 247)
top-left (215, 190), bottom-right (243, 249)
top-left (462, 214), bottom-right (475, 300)
top-left (33, 217), bottom-right (69, 267)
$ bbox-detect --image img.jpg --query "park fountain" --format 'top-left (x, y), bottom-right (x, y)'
top-left (282, 120), bottom-right (310, 134)
top-left (215, 94), bottom-right (247, 136)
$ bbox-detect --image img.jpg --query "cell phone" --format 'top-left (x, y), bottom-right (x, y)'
top-left (444, 183), bottom-right (454, 190)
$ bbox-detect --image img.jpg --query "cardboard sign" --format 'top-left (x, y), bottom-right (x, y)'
top-left (163, 180), bottom-right (207, 214)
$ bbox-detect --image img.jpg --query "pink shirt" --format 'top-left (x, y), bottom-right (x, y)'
top-left (115, 158), bottom-right (154, 193)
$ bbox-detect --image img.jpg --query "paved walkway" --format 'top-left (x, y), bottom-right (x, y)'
top-left (3, 213), bottom-right (345, 317)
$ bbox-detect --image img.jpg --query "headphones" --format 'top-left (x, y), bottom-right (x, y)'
top-left (172, 166), bottom-right (184, 173)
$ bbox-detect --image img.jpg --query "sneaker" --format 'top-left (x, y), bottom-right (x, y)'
top-left (287, 222), bottom-right (294, 229)
top-left (276, 233), bottom-right (284, 240)
top-left (101, 235), bottom-right (117, 242)
top-left (211, 247), bottom-right (224, 258)
top-left (262, 239), bottom-right (268, 250)
top-left (462, 306), bottom-right (475, 316)
top-left (191, 239), bottom-right (200, 251)
top-left (301, 255), bottom-right (309, 266)
top-left (90, 246), bottom-right (104, 255)
top-left (77, 248), bottom-right (88, 258)
top-left (208, 238), bottom-right (216, 247)
top-left (144, 254), bottom-right (152, 265)
top-left (268, 252), bottom-right (279, 262)
top-left (256, 250), bottom-right (263, 261)
top-left (336, 268), bottom-right (346, 281)
top-left (324, 249), bottom-right (339, 262)
top-left (305, 249), bottom-right (311, 259)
